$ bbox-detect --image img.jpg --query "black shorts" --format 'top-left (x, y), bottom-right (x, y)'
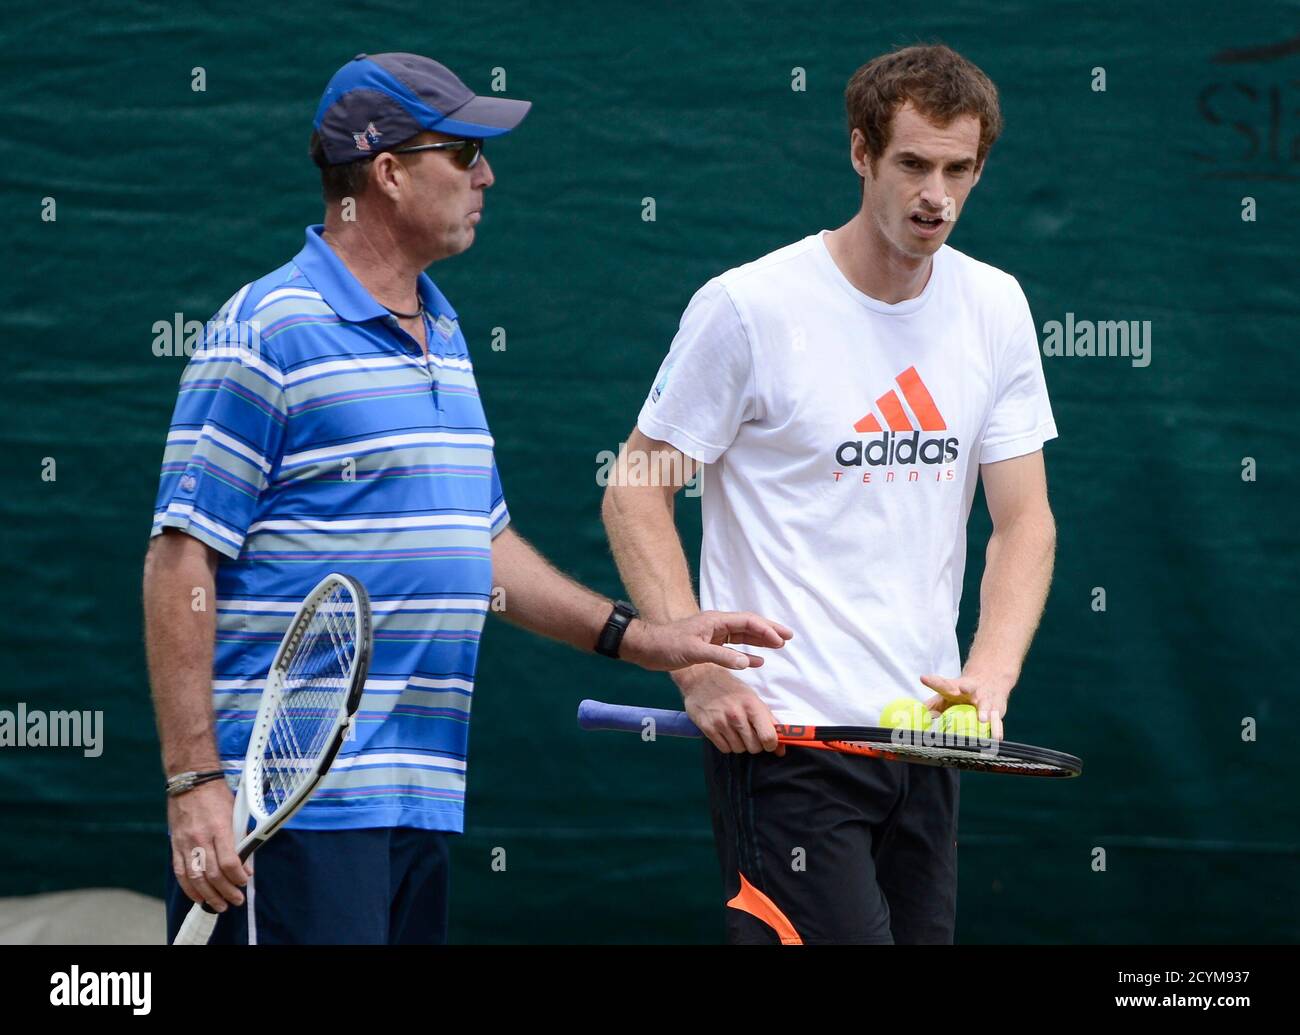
top-left (703, 740), bottom-right (960, 944)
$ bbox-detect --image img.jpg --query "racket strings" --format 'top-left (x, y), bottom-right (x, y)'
top-left (262, 585), bottom-right (358, 814)
top-left (826, 738), bottom-right (1068, 774)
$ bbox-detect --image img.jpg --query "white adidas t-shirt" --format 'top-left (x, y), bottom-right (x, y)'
top-left (637, 231), bottom-right (1057, 727)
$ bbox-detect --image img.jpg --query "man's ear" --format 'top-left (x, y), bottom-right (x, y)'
top-left (371, 153), bottom-right (406, 202)
top-left (850, 127), bottom-right (872, 179)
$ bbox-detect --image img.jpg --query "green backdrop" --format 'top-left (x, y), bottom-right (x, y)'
top-left (1, 2), bottom-right (1297, 943)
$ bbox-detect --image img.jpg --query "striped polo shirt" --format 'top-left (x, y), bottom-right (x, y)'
top-left (151, 224), bottom-right (508, 833)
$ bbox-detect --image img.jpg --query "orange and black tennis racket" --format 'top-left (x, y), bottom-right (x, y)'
top-left (578, 700), bottom-right (1081, 777)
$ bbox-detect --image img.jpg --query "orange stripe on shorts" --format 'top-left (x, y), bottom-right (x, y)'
top-left (726, 872), bottom-right (803, 945)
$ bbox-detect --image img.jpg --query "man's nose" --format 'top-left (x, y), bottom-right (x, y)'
top-left (919, 169), bottom-right (947, 209)
top-left (473, 154), bottom-right (495, 189)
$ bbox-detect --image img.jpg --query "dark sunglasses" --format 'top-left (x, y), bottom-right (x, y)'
top-left (388, 138), bottom-right (484, 169)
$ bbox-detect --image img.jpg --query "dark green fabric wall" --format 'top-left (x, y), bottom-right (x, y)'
top-left (1, 2), bottom-right (1296, 942)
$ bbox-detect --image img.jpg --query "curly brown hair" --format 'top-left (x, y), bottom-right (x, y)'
top-left (845, 44), bottom-right (1003, 179)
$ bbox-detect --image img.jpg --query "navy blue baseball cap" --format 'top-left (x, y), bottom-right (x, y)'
top-left (313, 52), bottom-right (532, 166)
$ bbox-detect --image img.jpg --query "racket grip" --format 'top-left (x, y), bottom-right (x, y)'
top-left (173, 902), bottom-right (220, 946)
top-left (577, 700), bottom-right (702, 738)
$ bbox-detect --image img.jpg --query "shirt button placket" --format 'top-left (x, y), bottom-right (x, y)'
top-left (422, 312), bottom-right (438, 410)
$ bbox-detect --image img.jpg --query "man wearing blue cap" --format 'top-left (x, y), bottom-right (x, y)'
top-left (143, 53), bottom-right (793, 945)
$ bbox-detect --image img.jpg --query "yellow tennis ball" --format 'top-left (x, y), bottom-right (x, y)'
top-left (940, 704), bottom-right (991, 738)
top-left (879, 698), bottom-right (936, 731)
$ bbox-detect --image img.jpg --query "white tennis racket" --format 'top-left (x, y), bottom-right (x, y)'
top-left (172, 572), bottom-right (373, 945)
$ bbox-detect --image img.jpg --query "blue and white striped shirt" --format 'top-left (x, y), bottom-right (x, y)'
top-left (152, 224), bottom-right (508, 832)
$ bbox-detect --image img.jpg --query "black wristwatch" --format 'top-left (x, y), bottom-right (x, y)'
top-left (595, 600), bottom-right (639, 658)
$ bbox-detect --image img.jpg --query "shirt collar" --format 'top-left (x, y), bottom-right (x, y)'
top-left (292, 224), bottom-right (447, 324)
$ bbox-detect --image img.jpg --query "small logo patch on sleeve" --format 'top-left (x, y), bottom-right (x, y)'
top-left (650, 358), bottom-right (674, 403)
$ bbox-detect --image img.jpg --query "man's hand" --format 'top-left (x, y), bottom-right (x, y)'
top-left (618, 611), bottom-right (793, 673)
top-left (920, 672), bottom-right (1012, 740)
top-left (671, 665), bottom-right (787, 755)
top-left (168, 779), bottom-right (250, 913)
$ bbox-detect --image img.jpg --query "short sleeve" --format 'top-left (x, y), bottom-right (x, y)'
top-left (636, 278), bottom-right (758, 463)
top-left (151, 319), bottom-right (288, 559)
top-left (488, 458), bottom-right (510, 538)
top-left (979, 278), bottom-right (1059, 464)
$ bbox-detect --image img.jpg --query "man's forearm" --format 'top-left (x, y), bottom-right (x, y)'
top-left (602, 480), bottom-right (719, 691)
top-left (143, 532), bottom-right (221, 775)
top-left (490, 526), bottom-right (615, 651)
top-left (491, 522), bottom-right (789, 677)
top-left (601, 484), bottom-right (700, 624)
top-left (964, 512), bottom-right (1056, 685)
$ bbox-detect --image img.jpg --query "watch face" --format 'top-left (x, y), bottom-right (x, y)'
top-left (596, 603), bottom-right (637, 658)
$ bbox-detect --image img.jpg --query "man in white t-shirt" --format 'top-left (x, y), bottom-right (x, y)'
top-left (602, 44), bottom-right (1058, 944)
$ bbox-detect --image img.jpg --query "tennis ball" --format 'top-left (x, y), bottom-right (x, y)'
top-left (940, 704), bottom-right (992, 738)
top-left (879, 698), bottom-right (936, 731)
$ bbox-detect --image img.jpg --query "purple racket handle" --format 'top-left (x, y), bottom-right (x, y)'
top-left (577, 699), bottom-right (703, 738)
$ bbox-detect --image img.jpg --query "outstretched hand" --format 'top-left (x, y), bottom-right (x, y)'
top-left (619, 611), bottom-right (794, 673)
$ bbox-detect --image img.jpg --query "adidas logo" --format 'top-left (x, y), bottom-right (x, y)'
top-left (836, 366), bottom-right (959, 467)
